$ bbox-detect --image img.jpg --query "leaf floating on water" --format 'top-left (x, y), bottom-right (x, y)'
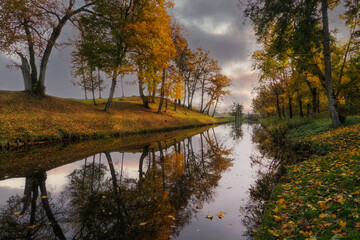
top-left (205, 214), bottom-right (213, 220)
top-left (139, 222), bottom-right (147, 226)
top-left (41, 196), bottom-right (47, 199)
top-left (28, 225), bottom-right (37, 229)
top-left (196, 205), bottom-right (200, 209)
top-left (14, 212), bottom-right (20, 215)
top-left (217, 211), bottom-right (226, 219)
top-left (102, 196), bottom-right (107, 199)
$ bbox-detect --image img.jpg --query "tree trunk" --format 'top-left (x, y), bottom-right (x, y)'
top-left (83, 84), bottom-right (88, 99)
top-left (24, 21), bottom-right (38, 92)
top-left (39, 173), bottom-right (66, 240)
top-left (157, 68), bottom-right (166, 113)
top-left (105, 73), bottom-right (117, 113)
top-left (157, 141), bottom-right (166, 191)
top-left (212, 99), bottom-right (219, 117)
top-left (105, 152), bottom-right (119, 192)
top-left (297, 91), bottom-right (304, 118)
top-left (151, 82), bottom-right (156, 103)
top-left (311, 88), bottom-right (317, 114)
top-left (321, 0), bottom-right (342, 127)
top-left (18, 53), bottom-right (32, 91)
top-left (288, 96), bottom-right (293, 119)
top-left (38, 16), bottom-right (69, 95)
top-left (91, 69), bottom-right (97, 106)
top-left (282, 105), bottom-right (286, 118)
top-left (275, 90), bottom-right (282, 119)
top-left (174, 99), bottom-right (177, 111)
top-left (139, 79), bottom-right (150, 108)
top-left (98, 68), bottom-right (102, 99)
top-left (200, 80), bottom-right (205, 112)
top-left (121, 76), bottom-right (124, 97)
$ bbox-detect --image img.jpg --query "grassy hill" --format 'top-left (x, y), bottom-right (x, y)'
top-left (0, 91), bottom-right (222, 148)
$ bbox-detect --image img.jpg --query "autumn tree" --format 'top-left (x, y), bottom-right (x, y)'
top-left (242, 0), bottom-right (345, 126)
top-left (71, 27), bottom-right (105, 104)
top-left (0, 0), bottom-right (98, 95)
top-left (128, 0), bottom-right (176, 110)
top-left (77, 0), bottom-right (154, 112)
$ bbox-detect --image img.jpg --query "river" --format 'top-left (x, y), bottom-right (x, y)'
top-left (0, 123), bottom-right (277, 240)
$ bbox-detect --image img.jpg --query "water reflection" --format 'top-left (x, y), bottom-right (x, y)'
top-left (241, 124), bottom-right (307, 238)
top-left (0, 129), bottom-right (233, 239)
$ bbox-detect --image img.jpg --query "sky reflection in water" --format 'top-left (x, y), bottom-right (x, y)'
top-left (0, 124), bottom-right (268, 240)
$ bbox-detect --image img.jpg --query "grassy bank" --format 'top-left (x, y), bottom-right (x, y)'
top-left (0, 91), bottom-right (222, 148)
top-left (256, 116), bottom-right (360, 239)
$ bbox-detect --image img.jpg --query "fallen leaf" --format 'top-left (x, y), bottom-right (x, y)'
top-left (217, 211), bottom-right (225, 219)
top-left (268, 229), bottom-right (279, 237)
top-left (331, 228), bottom-right (342, 234)
top-left (339, 220), bottom-right (346, 229)
top-left (205, 214), bottom-right (213, 220)
top-left (139, 222), bottom-right (147, 226)
top-left (274, 215), bottom-right (282, 222)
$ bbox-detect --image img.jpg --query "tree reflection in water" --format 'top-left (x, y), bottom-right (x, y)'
top-left (0, 129), bottom-right (233, 240)
top-left (241, 124), bottom-right (306, 238)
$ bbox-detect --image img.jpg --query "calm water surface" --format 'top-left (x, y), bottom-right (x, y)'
top-left (0, 124), bottom-right (272, 240)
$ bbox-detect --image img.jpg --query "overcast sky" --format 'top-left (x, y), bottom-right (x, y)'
top-left (0, 0), bottom-right (347, 112)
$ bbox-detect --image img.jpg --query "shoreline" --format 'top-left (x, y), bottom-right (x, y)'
top-left (1, 121), bottom-right (226, 150)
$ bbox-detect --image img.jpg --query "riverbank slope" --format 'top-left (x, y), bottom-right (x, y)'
top-left (257, 116), bottom-right (360, 239)
top-left (0, 91), bottom-right (222, 148)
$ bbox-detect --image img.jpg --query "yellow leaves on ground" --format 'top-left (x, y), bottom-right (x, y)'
top-left (256, 120), bottom-right (360, 239)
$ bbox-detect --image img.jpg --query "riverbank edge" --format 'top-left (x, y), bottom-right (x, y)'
top-left (255, 116), bottom-right (360, 239)
top-left (0, 121), bottom-right (227, 150)
top-left (0, 91), bottom-right (230, 150)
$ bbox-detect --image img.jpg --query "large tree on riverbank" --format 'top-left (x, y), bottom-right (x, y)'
top-left (0, 0), bottom-right (98, 95)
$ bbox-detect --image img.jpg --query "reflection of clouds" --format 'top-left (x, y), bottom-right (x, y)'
top-left (0, 179), bottom-right (25, 205)
top-left (0, 178), bottom-right (25, 189)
